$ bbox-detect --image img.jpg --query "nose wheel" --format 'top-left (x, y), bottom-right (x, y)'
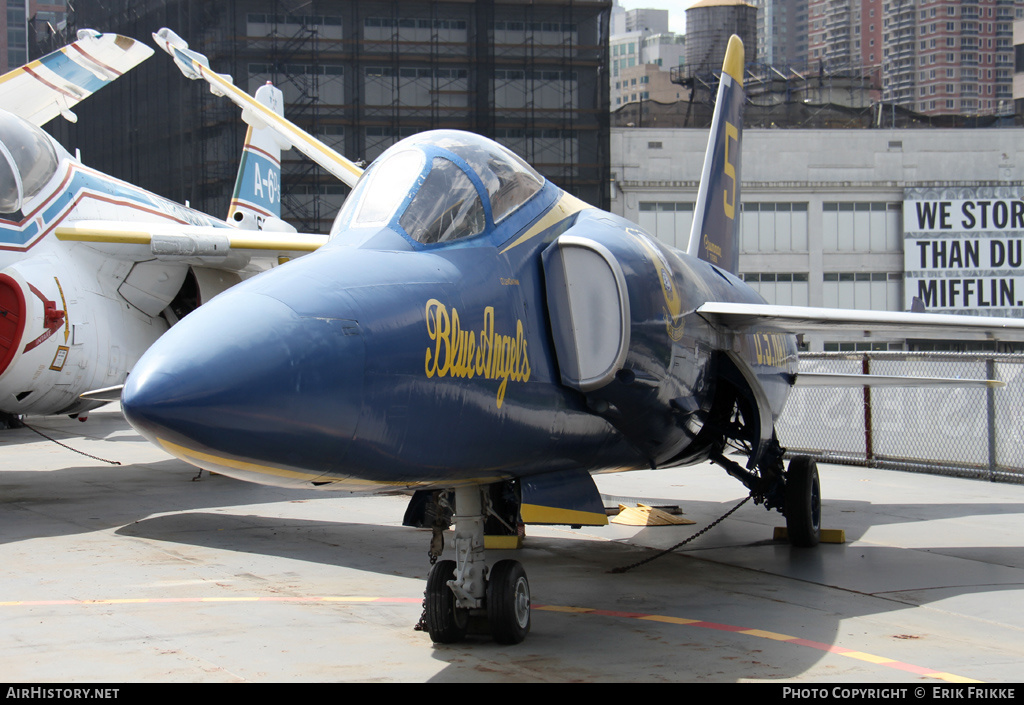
top-left (423, 485), bottom-right (532, 645)
top-left (424, 560), bottom-right (470, 643)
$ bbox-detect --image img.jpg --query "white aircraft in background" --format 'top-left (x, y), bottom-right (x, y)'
top-left (0, 30), bottom-right (330, 422)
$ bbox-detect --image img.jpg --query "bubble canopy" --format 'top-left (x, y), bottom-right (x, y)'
top-left (0, 109), bottom-right (66, 214)
top-left (330, 130), bottom-right (545, 246)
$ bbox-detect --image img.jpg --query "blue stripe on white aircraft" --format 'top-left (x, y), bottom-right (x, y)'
top-left (122, 33), bottom-right (1024, 646)
top-left (0, 32), bottom-right (326, 420)
top-left (227, 83), bottom-right (293, 231)
top-left (0, 29), bottom-right (153, 126)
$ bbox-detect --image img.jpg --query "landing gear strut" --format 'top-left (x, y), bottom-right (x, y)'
top-left (422, 485), bottom-right (531, 645)
top-left (711, 437), bottom-right (822, 548)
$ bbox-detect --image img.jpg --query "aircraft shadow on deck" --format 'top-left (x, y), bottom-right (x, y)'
top-left (0, 459), bottom-right (331, 545)
top-left (109, 499), bottom-right (1024, 681)
top-left (6, 421), bottom-right (1022, 680)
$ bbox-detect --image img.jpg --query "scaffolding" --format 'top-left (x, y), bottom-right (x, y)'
top-left (43, 0), bottom-right (612, 233)
top-left (44, 0), bottom-right (240, 218)
top-left (647, 60), bottom-right (1020, 129)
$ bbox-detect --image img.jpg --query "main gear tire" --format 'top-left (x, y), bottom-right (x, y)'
top-left (785, 455), bottom-right (821, 547)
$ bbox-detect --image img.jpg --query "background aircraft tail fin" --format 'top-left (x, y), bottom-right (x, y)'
top-left (686, 35), bottom-right (744, 275)
top-left (227, 83), bottom-right (289, 231)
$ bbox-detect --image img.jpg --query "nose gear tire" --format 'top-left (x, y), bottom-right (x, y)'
top-left (486, 559), bottom-right (531, 644)
top-left (425, 559), bottom-right (470, 643)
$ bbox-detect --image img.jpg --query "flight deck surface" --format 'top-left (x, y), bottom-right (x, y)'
top-left (2, 406), bottom-right (1023, 683)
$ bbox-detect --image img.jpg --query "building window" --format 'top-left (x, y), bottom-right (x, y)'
top-left (822, 202), bottom-right (901, 252)
top-left (740, 202), bottom-right (809, 253)
top-left (637, 202), bottom-right (695, 250)
top-left (823, 341), bottom-right (904, 351)
top-left (741, 273), bottom-right (810, 306)
top-left (823, 272), bottom-right (903, 311)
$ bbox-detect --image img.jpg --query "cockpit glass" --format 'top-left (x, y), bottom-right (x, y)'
top-left (485, 149), bottom-right (544, 223)
top-left (404, 132), bottom-right (544, 224)
top-left (328, 130), bottom-right (545, 245)
top-left (0, 146), bottom-right (18, 214)
top-left (0, 110), bottom-right (60, 214)
top-left (350, 149), bottom-right (424, 226)
top-left (399, 157), bottom-right (484, 244)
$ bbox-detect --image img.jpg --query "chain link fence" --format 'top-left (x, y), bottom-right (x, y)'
top-left (777, 352), bottom-right (1024, 483)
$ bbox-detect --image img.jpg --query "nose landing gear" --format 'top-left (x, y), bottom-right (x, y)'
top-left (421, 485), bottom-right (532, 645)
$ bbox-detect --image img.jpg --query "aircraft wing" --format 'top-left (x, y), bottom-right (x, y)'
top-left (54, 220), bottom-right (327, 268)
top-left (697, 301), bottom-right (1024, 342)
top-left (0, 30), bottom-right (153, 126)
top-left (152, 28), bottom-right (364, 188)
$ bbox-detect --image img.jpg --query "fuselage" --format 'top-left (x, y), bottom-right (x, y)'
top-left (121, 131), bottom-right (798, 491)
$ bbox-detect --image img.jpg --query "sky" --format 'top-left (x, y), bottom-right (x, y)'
top-left (614, 0), bottom-right (697, 34)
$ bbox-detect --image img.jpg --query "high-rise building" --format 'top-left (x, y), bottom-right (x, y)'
top-left (1, 0), bottom-right (67, 73)
top-left (42, 0), bottom-right (612, 232)
top-left (808, 0), bottom-right (863, 69)
top-left (751, 0), bottom-right (810, 68)
top-left (1, 0), bottom-right (29, 72)
top-left (811, 0), bottom-right (1022, 117)
top-left (642, 32), bottom-right (686, 69)
top-left (884, 0), bottom-right (1020, 116)
top-left (609, 2), bottom-right (684, 107)
top-left (1014, 16), bottom-right (1024, 114)
top-left (610, 3), bottom-right (669, 34)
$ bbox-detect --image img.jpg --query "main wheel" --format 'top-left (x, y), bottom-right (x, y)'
top-left (487, 559), bottom-right (531, 644)
top-left (785, 456), bottom-right (821, 547)
top-left (425, 559), bottom-right (469, 643)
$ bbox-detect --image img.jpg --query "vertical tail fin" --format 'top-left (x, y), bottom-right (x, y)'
top-left (227, 83), bottom-right (287, 230)
top-left (686, 35), bottom-right (744, 275)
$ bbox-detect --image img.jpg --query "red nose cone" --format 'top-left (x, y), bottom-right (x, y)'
top-left (0, 273), bottom-right (26, 377)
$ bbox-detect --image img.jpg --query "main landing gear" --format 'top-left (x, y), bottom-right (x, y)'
top-left (784, 455), bottom-right (821, 547)
top-left (711, 438), bottom-right (822, 548)
top-left (422, 485), bottom-right (531, 645)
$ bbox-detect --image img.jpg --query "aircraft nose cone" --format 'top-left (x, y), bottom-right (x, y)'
top-left (122, 290), bottom-right (364, 485)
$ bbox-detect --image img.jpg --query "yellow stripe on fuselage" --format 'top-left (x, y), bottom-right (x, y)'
top-left (499, 191), bottom-right (592, 255)
top-left (155, 437), bottom-right (509, 493)
top-left (158, 437), bottom-right (327, 484)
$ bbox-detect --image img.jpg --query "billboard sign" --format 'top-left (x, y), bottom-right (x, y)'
top-left (904, 187), bottom-right (1024, 316)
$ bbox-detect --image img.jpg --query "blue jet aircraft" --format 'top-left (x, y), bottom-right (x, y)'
top-left (122, 33), bottom-right (1024, 645)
